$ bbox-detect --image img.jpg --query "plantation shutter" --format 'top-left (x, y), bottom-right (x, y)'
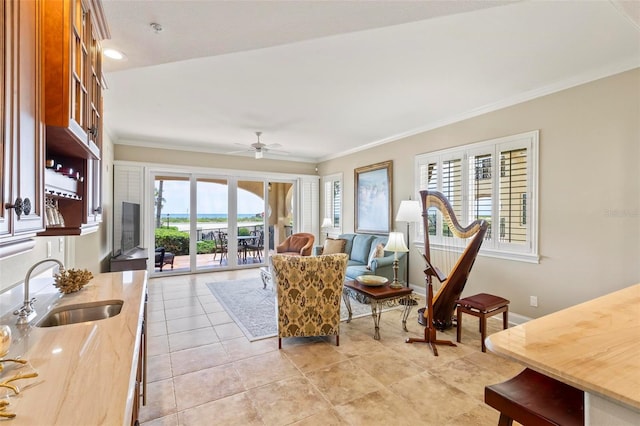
top-left (113, 164), bottom-right (144, 255)
top-left (468, 151), bottom-right (494, 240)
top-left (332, 180), bottom-right (341, 229)
top-left (498, 147), bottom-right (528, 244)
top-left (298, 176), bottom-right (319, 239)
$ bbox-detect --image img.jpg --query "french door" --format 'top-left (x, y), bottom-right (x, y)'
top-left (151, 172), bottom-right (288, 275)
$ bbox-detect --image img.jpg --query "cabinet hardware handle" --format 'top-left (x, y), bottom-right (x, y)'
top-left (4, 197), bottom-right (30, 218)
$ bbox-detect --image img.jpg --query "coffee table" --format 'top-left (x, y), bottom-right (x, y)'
top-left (342, 279), bottom-right (415, 340)
top-left (260, 266), bottom-right (272, 289)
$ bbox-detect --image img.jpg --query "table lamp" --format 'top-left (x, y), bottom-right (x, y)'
top-left (383, 231), bottom-right (409, 288)
top-left (321, 217), bottom-right (333, 239)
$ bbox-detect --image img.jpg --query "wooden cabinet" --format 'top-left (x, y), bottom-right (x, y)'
top-left (39, 0), bottom-right (108, 236)
top-left (0, 0), bottom-right (46, 246)
top-left (43, 0), bottom-right (106, 159)
top-left (132, 291), bottom-right (148, 425)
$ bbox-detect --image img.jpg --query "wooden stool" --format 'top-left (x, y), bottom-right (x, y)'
top-left (456, 293), bottom-right (509, 352)
top-left (485, 368), bottom-right (584, 426)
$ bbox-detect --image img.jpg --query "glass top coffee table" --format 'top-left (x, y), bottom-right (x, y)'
top-left (343, 279), bottom-right (415, 340)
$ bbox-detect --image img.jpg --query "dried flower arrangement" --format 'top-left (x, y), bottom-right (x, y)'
top-left (53, 268), bottom-right (93, 294)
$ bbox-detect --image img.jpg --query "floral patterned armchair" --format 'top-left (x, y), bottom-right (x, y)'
top-left (270, 253), bottom-right (348, 349)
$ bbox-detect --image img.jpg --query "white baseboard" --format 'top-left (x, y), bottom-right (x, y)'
top-left (408, 283), bottom-right (532, 326)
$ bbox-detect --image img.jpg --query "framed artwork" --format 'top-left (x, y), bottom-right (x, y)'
top-left (355, 160), bottom-right (392, 234)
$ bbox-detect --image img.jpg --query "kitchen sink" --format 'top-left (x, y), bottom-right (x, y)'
top-left (37, 300), bottom-right (124, 327)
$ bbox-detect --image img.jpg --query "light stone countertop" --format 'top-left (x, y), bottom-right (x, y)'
top-left (0, 270), bottom-right (147, 425)
top-left (486, 283), bottom-right (640, 412)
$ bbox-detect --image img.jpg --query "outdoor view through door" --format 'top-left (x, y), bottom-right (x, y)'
top-left (153, 174), bottom-right (295, 274)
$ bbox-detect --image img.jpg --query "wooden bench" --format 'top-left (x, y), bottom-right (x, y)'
top-left (456, 293), bottom-right (509, 352)
top-left (485, 368), bottom-right (584, 426)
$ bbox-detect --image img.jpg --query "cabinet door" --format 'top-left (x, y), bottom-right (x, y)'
top-left (0, 0), bottom-right (9, 237)
top-left (12, 0), bottom-right (44, 236)
top-left (43, 0), bottom-right (103, 160)
top-left (0, 0), bottom-right (44, 240)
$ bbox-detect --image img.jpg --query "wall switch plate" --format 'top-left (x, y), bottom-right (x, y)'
top-left (529, 296), bottom-right (538, 307)
top-left (59, 237), bottom-right (64, 252)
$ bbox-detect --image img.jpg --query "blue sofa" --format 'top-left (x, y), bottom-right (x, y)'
top-left (314, 233), bottom-right (406, 283)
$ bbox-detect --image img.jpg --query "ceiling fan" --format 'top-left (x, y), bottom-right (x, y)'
top-left (228, 131), bottom-right (289, 159)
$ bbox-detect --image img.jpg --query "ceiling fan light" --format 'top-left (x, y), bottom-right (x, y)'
top-left (255, 150), bottom-right (263, 159)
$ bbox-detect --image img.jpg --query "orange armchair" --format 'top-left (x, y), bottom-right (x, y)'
top-left (275, 232), bottom-right (315, 256)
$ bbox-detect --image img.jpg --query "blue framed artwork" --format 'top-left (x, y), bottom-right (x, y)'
top-left (355, 160), bottom-right (392, 234)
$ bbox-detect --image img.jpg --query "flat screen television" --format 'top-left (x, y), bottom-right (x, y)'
top-left (121, 201), bottom-right (141, 254)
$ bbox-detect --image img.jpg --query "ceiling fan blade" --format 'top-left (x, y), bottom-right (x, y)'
top-left (226, 149), bottom-right (251, 155)
top-left (265, 143), bottom-right (282, 149)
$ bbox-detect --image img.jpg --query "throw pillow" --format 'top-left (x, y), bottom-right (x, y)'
top-left (366, 243), bottom-right (385, 270)
top-left (323, 238), bottom-right (346, 255)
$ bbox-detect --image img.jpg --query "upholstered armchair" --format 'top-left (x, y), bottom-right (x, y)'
top-left (275, 232), bottom-right (315, 256)
top-left (270, 253), bottom-right (348, 348)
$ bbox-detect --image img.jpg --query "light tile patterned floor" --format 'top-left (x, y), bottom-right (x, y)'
top-left (140, 269), bottom-right (524, 426)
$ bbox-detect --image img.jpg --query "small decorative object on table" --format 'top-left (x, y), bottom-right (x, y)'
top-left (53, 268), bottom-right (93, 294)
top-left (355, 275), bottom-right (388, 287)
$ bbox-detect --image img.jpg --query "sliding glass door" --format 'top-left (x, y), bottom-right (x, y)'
top-left (236, 180), bottom-right (266, 265)
top-left (195, 177), bottom-right (229, 271)
top-left (154, 175), bottom-right (191, 273)
top-left (151, 172), bottom-right (295, 275)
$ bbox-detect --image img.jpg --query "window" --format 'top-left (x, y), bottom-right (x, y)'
top-left (322, 173), bottom-right (342, 235)
top-left (415, 130), bottom-right (539, 262)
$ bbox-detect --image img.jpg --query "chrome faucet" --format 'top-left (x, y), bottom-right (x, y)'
top-left (14, 258), bottom-right (64, 324)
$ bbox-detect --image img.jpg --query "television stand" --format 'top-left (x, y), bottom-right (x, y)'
top-left (110, 247), bottom-right (148, 272)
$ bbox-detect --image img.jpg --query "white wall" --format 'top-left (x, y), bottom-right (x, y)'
top-left (3, 70), bottom-right (638, 320)
top-left (318, 69), bottom-right (640, 318)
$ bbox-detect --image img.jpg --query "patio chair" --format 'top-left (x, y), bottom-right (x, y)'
top-left (213, 231), bottom-right (228, 264)
top-left (245, 229), bottom-right (264, 262)
top-left (155, 247), bottom-right (174, 271)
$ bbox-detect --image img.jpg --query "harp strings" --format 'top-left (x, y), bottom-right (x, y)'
top-left (422, 191), bottom-right (483, 292)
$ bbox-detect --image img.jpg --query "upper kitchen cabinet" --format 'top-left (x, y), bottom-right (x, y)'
top-left (0, 0), bottom-right (46, 250)
top-left (38, 0), bottom-right (108, 236)
top-left (43, 0), bottom-right (108, 160)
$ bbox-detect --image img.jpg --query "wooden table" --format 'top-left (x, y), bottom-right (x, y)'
top-left (486, 283), bottom-right (640, 425)
top-left (343, 280), bottom-right (414, 340)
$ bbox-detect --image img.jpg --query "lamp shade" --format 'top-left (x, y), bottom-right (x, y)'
top-left (321, 217), bottom-right (333, 228)
top-left (384, 232), bottom-right (409, 253)
top-left (395, 200), bottom-right (422, 223)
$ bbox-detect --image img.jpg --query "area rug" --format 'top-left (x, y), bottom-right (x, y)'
top-left (206, 278), bottom-right (397, 341)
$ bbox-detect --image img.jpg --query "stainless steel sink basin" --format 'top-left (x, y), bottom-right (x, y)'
top-left (37, 300), bottom-right (124, 327)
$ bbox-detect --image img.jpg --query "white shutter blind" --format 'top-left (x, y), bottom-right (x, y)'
top-left (332, 180), bottom-right (341, 229)
top-left (299, 177), bottom-right (319, 239)
top-left (113, 164), bottom-right (144, 254)
top-left (468, 152), bottom-right (494, 240)
top-left (414, 130), bottom-right (538, 262)
top-left (498, 147), bottom-right (528, 244)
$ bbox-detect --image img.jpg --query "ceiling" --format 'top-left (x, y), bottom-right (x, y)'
top-left (101, 0), bottom-right (640, 163)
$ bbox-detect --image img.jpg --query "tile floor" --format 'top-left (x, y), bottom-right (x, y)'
top-left (140, 269), bottom-right (524, 426)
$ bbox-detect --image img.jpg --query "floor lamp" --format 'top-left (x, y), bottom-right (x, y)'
top-left (395, 199), bottom-right (422, 305)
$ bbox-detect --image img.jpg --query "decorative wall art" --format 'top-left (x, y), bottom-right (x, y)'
top-left (354, 160), bottom-right (393, 234)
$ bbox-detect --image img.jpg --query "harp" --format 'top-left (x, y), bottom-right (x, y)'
top-left (406, 190), bottom-right (488, 355)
